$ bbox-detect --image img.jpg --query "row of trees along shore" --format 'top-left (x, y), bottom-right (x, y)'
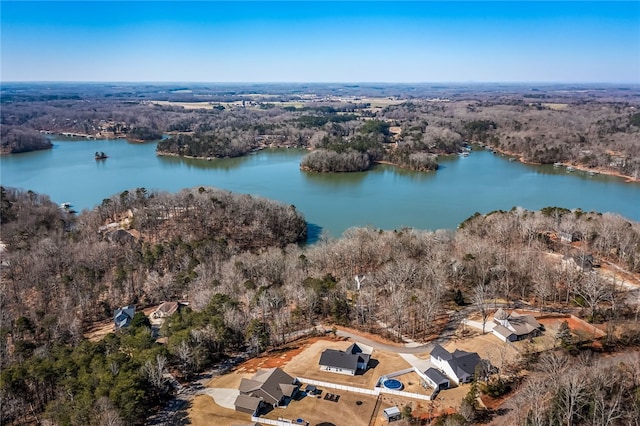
top-left (2, 184), bottom-right (640, 424)
top-left (3, 86), bottom-right (638, 177)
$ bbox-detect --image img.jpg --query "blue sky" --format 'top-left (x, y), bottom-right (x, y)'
top-left (1, 1), bottom-right (639, 83)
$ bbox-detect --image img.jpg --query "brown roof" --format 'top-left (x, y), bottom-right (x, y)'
top-left (492, 324), bottom-right (515, 339)
top-left (239, 367), bottom-right (296, 406)
top-left (234, 394), bottom-right (262, 412)
top-left (239, 378), bottom-right (263, 394)
top-left (494, 309), bottom-right (541, 336)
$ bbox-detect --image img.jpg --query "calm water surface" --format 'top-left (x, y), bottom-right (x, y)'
top-left (1, 137), bottom-right (638, 239)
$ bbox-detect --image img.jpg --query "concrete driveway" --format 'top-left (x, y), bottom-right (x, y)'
top-left (199, 388), bottom-right (239, 410)
top-left (399, 353), bottom-right (438, 372)
top-left (462, 318), bottom-right (495, 332)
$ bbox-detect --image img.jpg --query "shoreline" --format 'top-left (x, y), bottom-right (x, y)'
top-left (478, 144), bottom-right (640, 183)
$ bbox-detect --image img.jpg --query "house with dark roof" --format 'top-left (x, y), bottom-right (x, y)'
top-left (423, 367), bottom-right (450, 390)
top-left (491, 308), bottom-right (543, 342)
top-left (318, 342), bottom-right (373, 376)
top-left (234, 367), bottom-right (298, 415)
top-left (113, 305), bottom-right (135, 330)
top-left (430, 344), bottom-right (481, 384)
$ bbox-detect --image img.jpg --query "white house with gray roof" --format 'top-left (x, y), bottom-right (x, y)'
top-left (430, 344), bottom-right (480, 385)
top-left (318, 342), bottom-right (373, 376)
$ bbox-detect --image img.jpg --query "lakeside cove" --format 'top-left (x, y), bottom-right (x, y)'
top-left (1, 136), bottom-right (639, 240)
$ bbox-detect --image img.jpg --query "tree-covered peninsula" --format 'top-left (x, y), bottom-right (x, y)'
top-left (0, 125), bottom-right (53, 154)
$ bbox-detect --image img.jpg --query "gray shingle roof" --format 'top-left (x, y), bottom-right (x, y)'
top-left (425, 368), bottom-right (449, 385)
top-left (451, 350), bottom-right (481, 378)
top-left (430, 343), bottom-right (453, 361)
top-left (432, 345), bottom-right (481, 381)
top-left (319, 349), bottom-right (359, 371)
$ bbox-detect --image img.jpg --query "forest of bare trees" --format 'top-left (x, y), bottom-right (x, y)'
top-left (1, 181), bottom-right (639, 424)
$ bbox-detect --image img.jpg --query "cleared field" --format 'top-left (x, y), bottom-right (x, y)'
top-left (262, 390), bottom-right (378, 426)
top-left (283, 339), bottom-right (413, 388)
top-left (542, 103), bottom-right (569, 110)
top-left (148, 100), bottom-right (219, 109)
top-left (360, 97), bottom-right (406, 108)
top-left (189, 394), bottom-right (249, 425)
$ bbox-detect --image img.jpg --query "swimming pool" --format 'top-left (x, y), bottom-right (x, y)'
top-left (382, 378), bottom-right (404, 390)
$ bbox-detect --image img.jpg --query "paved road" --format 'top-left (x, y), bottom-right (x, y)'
top-left (321, 306), bottom-right (478, 355)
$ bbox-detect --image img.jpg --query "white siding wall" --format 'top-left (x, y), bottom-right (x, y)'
top-left (431, 356), bottom-right (460, 384)
top-left (320, 365), bottom-right (356, 376)
top-left (492, 330), bottom-right (509, 342)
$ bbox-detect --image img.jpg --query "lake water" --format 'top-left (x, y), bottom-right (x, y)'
top-left (1, 137), bottom-right (638, 240)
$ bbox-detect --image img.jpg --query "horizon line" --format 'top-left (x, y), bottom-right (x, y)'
top-left (3, 80), bottom-right (639, 85)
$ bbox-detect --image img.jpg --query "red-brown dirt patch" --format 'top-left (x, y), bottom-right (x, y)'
top-left (235, 336), bottom-right (332, 373)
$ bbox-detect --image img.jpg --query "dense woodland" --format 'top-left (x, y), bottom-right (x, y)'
top-left (0, 125), bottom-right (52, 154)
top-left (1, 83), bottom-right (639, 178)
top-left (1, 183), bottom-right (640, 425)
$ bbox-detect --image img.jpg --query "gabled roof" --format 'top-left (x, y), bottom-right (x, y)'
top-left (451, 350), bottom-right (481, 378)
top-left (383, 407), bottom-right (401, 416)
top-left (431, 345), bottom-right (481, 381)
top-left (430, 344), bottom-right (453, 361)
top-left (425, 367), bottom-right (449, 385)
top-left (492, 324), bottom-right (515, 339)
top-left (238, 378), bottom-right (263, 394)
top-left (154, 301), bottom-right (180, 316)
top-left (494, 309), bottom-right (541, 336)
top-left (319, 349), bottom-right (359, 371)
top-left (239, 367), bottom-right (296, 406)
top-left (346, 342), bottom-right (373, 355)
top-left (494, 308), bottom-right (510, 321)
top-left (234, 394), bottom-right (262, 412)
top-left (113, 305), bottom-right (135, 329)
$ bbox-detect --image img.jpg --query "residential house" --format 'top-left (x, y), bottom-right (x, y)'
top-left (430, 344), bottom-right (481, 384)
top-left (113, 305), bottom-right (135, 329)
top-left (234, 368), bottom-right (298, 416)
top-left (151, 301), bottom-right (181, 319)
top-left (318, 342), bottom-right (373, 376)
top-left (491, 308), bottom-right (542, 342)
